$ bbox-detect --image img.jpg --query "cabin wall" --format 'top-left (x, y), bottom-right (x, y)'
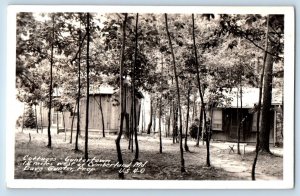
top-left (39, 89), bottom-right (142, 135)
top-left (211, 108), bottom-right (277, 144)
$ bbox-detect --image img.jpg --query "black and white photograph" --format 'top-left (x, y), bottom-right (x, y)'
top-left (6, 6), bottom-right (294, 189)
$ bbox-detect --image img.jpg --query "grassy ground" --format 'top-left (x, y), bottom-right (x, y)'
top-left (14, 129), bottom-right (283, 180)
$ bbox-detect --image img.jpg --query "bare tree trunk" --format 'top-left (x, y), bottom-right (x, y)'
top-left (74, 19), bottom-right (83, 151)
top-left (159, 96), bottom-right (163, 153)
top-left (142, 100), bottom-right (145, 133)
top-left (84, 12), bottom-right (90, 161)
top-left (184, 82), bottom-right (191, 152)
top-left (22, 103), bottom-right (25, 132)
top-left (259, 32), bottom-right (276, 153)
top-left (99, 95), bottom-right (105, 137)
top-left (40, 102), bottom-right (43, 133)
top-left (34, 104), bottom-right (38, 133)
top-left (238, 75), bottom-right (243, 155)
top-left (47, 14), bottom-right (55, 148)
top-left (133, 13), bottom-right (140, 161)
top-left (70, 104), bottom-right (77, 144)
top-left (192, 14), bottom-right (210, 166)
top-left (167, 103), bottom-right (172, 138)
top-left (237, 87), bottom-right (240, 154)
top-left (75, 25), bottom-right (82, 151)
top-left (195, 107), bottom-right (203, 146)
top-left (56, 108), bottom-right (59, 134)
top-left (165, 13), bottom-right (185, 173)
top-left (129, 103), bottom-right (134, 152)
top-left (127, 113), bottom-right (131, 150)
top-left (62, 110), bottom-right (66, 142)
top-left (158, 52), bottom-right (164, 153)
top-left (146, 99), bottom-right (153, 134)
top-left (153, 102), bottom-right (157, 134)
top-left (115, 13), bottom-right (127, 179)
top-left (252, 15), bottom-right (269, 181)
top-left (173, 102), bottom-right (178, 144)
top-left (191, 94), bottom-right (196, 121)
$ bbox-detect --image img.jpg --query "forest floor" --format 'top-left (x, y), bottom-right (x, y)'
top-left (14, 129), bottom-right (283, 180)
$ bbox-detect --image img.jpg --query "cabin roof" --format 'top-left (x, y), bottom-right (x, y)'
top-left (219, 87), bottom-right (282, 108)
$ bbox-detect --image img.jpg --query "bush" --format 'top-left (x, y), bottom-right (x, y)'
top-left (23, 106), bottom-right (37, 129)
top-left (189, 123), bottom-right (201, 139)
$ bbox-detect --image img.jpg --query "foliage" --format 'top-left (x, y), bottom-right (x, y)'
top-left (23, 106), bottom-right (37, 129)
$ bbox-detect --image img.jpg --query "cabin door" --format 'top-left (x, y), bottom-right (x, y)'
top-left (229, 109), bottom-right (239, 140)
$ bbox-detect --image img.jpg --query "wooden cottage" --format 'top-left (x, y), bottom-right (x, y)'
top-left (208, 88), bottom-right (283, 145)
top-left (39, 85), bottom-right (143, 135)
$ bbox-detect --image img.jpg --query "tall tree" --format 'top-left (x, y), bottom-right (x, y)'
top-left (184, 80), bottom-right (191, 152)
top-left (192, 13), bottom-right (210, 166)
top-left (252, 15), bottom-right (270, 180)
top-left (84, 13), bottom-right (91, 160)
top-left (146, 99), bottom-right (153, 134)
top-left (259, 15), bottom-right (283, 153)
top-left (165, 13), bottom-right (185, 173)
top-left (133, 13), bottom-right (140, 161)
top-left (46, 14), bottom-right (55, 148)
top-left (75, 19), bottom-right (83, 152)
top-left (115, 13), bottom-right (128, 179)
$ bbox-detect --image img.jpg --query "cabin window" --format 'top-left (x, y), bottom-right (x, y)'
top-left (212, 110), bottom-right (222, 131)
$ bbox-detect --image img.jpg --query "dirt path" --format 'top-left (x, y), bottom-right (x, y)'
top-left (14, 130), bottom-right (283, 180)
top-left (209, 142), bottom-right (283, 180)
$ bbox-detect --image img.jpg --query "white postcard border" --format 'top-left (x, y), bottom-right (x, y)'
top-left (6, 5), bottom-right (295, 189)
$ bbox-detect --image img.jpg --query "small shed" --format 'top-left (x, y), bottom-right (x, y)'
top-left (39, 85), bottom-right (143, 135)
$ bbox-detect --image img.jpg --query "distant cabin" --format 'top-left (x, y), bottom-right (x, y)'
top-left (39, 86), bottom-right (143, 135)
top-left (207, 88), bottom-right (283, 146)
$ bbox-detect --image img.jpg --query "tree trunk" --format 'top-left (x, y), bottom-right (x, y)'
top-left (184, 82), bottom-right (191, 152)
top-left (35, 104), bottom-right (38, 133)
top-left (40, 102), bottom-right (43, 133)
top-left (159, 96), bottom-right (163, 153)
top-left (192, 14), bottom-right (210, 166)
top-left (165, 13), bottom-right (185, 173)
top-left (127, 113), bottom-right (131, 150)
top-left (167, 103), bottom-right (172, 138)
top-left (99, 94), bottom-right (105, 137)
top-left (173, 102), bottom-right (178, 144)
top-left (133, 13), bottom-right (139, 161)
top-left (191, 95), bottom-right (196, 121)
top-left (146, 99), bottom-right (153, 134)
top-left (70, 104), bottom-right (77, 144)
top-left (252, 15), bottom-right (269, 180)
top-left (84, 12), bottom-right (90, 161)
top-left (158, 52), bottom-right (164, 153)
top-left (75, 24), bottom-right (82, 152)
top-left (238, 77), bottom-right (243, 155)
top-left (141, 100), bottom-right (145, 133)
top-left (115, 13), bottom-right (127, 179)
top-left (153, 102), bottom-right (156, 134)
top-left (129, 104), bottom-right (134, 152)
top-left (56, 108), bottom-right (59, 134)
top-left (47, 14), bottom-right (55, 148)
top-left (237, 87), bottom-right (240, 154)
top-left (195, 106), bottom-right (203, 146)
top-left (259, 51), bottom-right (275, 153)
top-left (62, 110), bottom-right (66, 142)
top-left (22, 103), bottom-right (25, 132)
